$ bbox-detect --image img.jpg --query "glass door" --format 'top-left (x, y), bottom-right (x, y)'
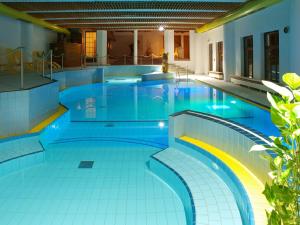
top-left (264, 31), bottom-right (279, 82)
top-left (243, 36), bottom-right (253, 78)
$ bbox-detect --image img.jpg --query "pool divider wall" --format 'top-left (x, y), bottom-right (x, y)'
top-left (148, 158), bottom-right (195, 225)
top-left (0, 81), bottom-right (59, 137)
top-left (168, 110), bottom-right (271, 224)
top-left (103, 65), bottom-right (160, 77)
top-left (39, 110), bottom-right (71, 148)
top-left (173, 138), bottom-right (254, 225)
top-left (169, 111), bottom-right (271, 183)
top-left (0, 133), bottom-right (45, 177)
top-left (53, 68), bottom-right (104, 90)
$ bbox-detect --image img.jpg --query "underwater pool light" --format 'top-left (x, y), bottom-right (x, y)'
top-left (230, 100), bottom-right (237, 104)
top-left (211, 105), bottom-right (230, 110)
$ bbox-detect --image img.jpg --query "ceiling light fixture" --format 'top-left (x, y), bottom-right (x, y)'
top-left (158, 25), bottom-right (165, 31)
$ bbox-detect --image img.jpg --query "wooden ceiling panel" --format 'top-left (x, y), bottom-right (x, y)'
top-left (4, 1), bottom-right (242, 12)
top-left (2, 1), bottom-right (245, 30)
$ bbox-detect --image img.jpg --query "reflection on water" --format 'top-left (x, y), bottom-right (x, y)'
top-left (60, 81), bottom-right (278, 136)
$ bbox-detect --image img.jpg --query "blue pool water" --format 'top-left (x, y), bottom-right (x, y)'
top-left (0, 79), bottom-right (277, 225)
top-left (0, 141), bottom-right (186, 225)
top-left (61, 80), bottom-right (277, 136)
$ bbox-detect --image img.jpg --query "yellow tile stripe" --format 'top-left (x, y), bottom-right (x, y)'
top-left (28, 105), bottom-right (67, 133)
top-left (180, 136), bottom-right (270, 225)
top-left (0, 105), bottom-right (67, 140)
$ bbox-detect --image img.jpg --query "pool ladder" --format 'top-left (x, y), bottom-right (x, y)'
top-left (175, 64), bottom-right (189, 82)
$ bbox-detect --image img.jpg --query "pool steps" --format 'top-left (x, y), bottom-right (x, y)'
top-left (150, 147), bottom-right (243, 225)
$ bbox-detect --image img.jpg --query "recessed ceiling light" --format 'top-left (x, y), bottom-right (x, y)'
top-left (158, 26), bottom-right (165, 31)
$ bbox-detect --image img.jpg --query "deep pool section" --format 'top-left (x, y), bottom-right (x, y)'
top-left (60, 81), bottom-right (277, 136)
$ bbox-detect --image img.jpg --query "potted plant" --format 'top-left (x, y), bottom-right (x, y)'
top-left (251, 73), bottom-right (300, 225)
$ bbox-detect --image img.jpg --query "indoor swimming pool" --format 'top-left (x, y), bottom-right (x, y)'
top-left (60, 80), bottom-right (277, 136)
top-left (0, 79), bottom-right (275, 225)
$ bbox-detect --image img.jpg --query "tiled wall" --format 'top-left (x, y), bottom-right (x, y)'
top-left (0, 133), bottom-right (44, 176)
top-left (39, 111), bottom-right (70, 147)
top-left (103, 65), bottom-right (160, 76)
top-left (148, 158), bottom-right (194, 225)
top-left (0, 82), bottom-right (59, 136)
top-left (53, 68), bottom-right (104, 90)
top-left (53, 66), bottom-right (160, 90)
top-left (169, 112), bottom-right (270, 183)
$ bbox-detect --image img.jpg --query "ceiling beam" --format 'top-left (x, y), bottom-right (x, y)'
top-left (196, 0), bottom-right (283, 33)
top-left (0, 3), bottom-right (70, 35)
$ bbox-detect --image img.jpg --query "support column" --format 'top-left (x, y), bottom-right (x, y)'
top-left (21, 22), bottom-right (33, 62)
top-left (96, 30), bottom-right (107, 65)
top-left (223, 23), bottom-right (236, 81)
top-left (164, 30), bottom-right (174, 63)
top-left (133, 29), bottom-right (138, 65)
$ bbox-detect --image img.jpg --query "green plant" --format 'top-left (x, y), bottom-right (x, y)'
top-left (250, 73), bottom-right (300, 225)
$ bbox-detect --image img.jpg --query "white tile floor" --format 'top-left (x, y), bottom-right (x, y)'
top-left (0, 141), bottom-right (186, 225)
top-left (153, 147), bottom-right (242, 225)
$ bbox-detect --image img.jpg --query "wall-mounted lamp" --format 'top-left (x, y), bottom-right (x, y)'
top-left (284, 26), bottom-right (289, 34)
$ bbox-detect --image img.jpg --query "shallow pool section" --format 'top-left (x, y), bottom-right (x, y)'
top-left (60, 81), bottom-right (277, 136)
top-left (0, 140), bottom-right (186, 225)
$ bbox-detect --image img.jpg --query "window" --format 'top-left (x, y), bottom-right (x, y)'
top-left (174, 31), bottom-right (190, 60)
top-left (85, 31), bottom-right (96, 58)
top-left (243, 36), bottom-right (253, 78)
top-left (216, 41), bottom-right (223, 73)
top-left (208, 43), bottom-right (213, 71)
top-left (264, 31), bottom-right (279, 82)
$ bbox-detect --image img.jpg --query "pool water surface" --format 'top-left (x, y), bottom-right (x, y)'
top-left (61, 80), bottom-right (277, 136)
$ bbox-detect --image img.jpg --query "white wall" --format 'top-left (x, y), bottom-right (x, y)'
top-left (0, 15), bottom-right (57, 58)
top-left (194, 26), bottom-right (225, 76)
top-left (193, 0), bottom-right (293, 82)
top-left (289, 0), bottom-right (300, 75)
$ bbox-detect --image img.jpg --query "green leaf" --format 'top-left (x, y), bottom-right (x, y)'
top-left (271, 108), bottom-right (290, 127)
top-left (274, 156), bottom-right (282, 168)
top-left (292, 129), bottom-right (300, 136)
top-left (262, 80), bottom-right (294, 101)
top-left (292, 90), bottom-right (300, 101)
top-left (292, 104), bottom-right (300, 118)
top-left (282, 73), bottom-right (300, 90)
top-left (267, 92), bottom-right (280, 111)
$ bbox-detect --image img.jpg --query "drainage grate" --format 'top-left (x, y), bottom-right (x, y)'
top-left (78, 161), bottom-right (94, 169)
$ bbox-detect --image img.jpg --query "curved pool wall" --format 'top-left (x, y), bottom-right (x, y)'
top-left (173, 139), bottom-right (254, 225)
top-left (0, 81), bottom-right (59, 137)
top-left (0, 133), bottom-right (45, 177)
top-left (169, 110), bottom-right (272, 184)
top-left (53, 65), bottom-right (161, 90)
top-left (39, 110), bottom-right (71, 147)
top-left (148, 157), bottom-right (195, 225)
top-left (169, 110), bottom-right (271, 224)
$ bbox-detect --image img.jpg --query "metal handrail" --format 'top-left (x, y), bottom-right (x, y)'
top-left (0, 46), bottom-right (24, 57)
top-left (79, 53), bottom-right (163, 66)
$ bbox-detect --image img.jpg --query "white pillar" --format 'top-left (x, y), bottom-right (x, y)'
top-left (21, 22), bottom-right (33, 62)
top-left (133, 29), bottom-right (138, 65)
top-left (96, 30), bottom-right (107, 65)
top-left (223, 23), bottom-right (236, 81)
top-left (164, 30), bottom-right (174, 63)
